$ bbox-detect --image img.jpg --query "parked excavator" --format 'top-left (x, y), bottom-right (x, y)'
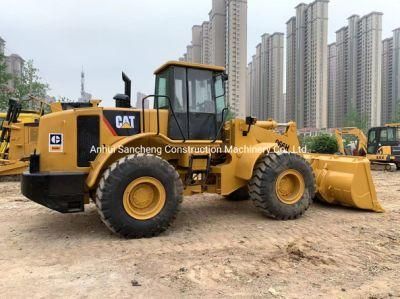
top-left (21, 61), bottom-right (383, 238)
top-left (335, 126), bottom-right (400, 171)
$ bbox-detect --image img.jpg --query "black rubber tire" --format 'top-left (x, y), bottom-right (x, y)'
top-left (224, 187), bottom-right (250, 201)
top-left (248, 153), bottom-right (315, 220)
top-left (95, 154), bottom-right (183, 238)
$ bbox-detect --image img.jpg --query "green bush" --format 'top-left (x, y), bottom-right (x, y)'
top-left (307, 134), bottom-right (339, 154)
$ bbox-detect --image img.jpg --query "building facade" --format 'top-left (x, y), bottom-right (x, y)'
top-left (248, 33), bottom-right (284, 121)
top-left (382, 28), bottom-right (400, 124)
top-left (286, 0), bottom-right (329, 129)
top-left (327, 43), bottom-right (337, 128)
top-left (201, 21), bottom-right (212, 64)
top-left (333, 12), bottom-right (383, 128)
top-left (225, 0), bottom-right (247, 118)
top-left (382, 37), bottom-right (394, 124)
top-left (191, 25), bottom-right (202, 63)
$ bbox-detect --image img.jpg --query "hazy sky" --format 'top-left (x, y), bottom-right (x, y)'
top-left (1, 0), bottom-right (400, 106)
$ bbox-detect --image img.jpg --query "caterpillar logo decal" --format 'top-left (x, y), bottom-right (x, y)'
top-left (116, 115), bottom-right (135, 129)
top-left (49, 133), bottom-right (63, 152)
top-left (103, 110), bottom-right (141, 136)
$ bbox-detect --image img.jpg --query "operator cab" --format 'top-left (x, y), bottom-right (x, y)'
top-left (152, 61), bottom-right (228, 140)
top-left (367, 126), bottom-right (400, 154)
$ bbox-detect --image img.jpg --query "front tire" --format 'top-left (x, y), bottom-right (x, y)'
top-left (249, 153), bottom-right (315, 220)
top-left (96, 154), bottom-right (183, 238)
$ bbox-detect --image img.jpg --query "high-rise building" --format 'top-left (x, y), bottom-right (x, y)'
top-left (191, 25), bottom-right (202, 63)
top-left (248, 33), bottom-right (284, 121)
top-left (201, 21), bottom-right (212, 64)
top-left (334, 12), bottom-right (383, 128)
top-left (286, 17), bottom-right (296, 122)
top-left (186, 45), bottom-right (193, 62)
top-left (286, 0), bottom-right (329, 129)
top-left (393, 29), bottom-right (400, 122)
top-left (382, 28), bottom-right (400, 124)
top-left (246, 61), bottom-right (252, 115)
top-left (327, 43), bottom-right (337, 128)
top-left (210, 0), bottom-right (226, 66)
top-left (382, 37), bottom-right (394, 124)
top-left (225, 0), bottom-right (248, 118)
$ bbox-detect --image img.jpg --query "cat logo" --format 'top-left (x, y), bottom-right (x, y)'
top-left (116, 115), bottom-right (135, 129)
top-left (49, 133), bottom-right (63, 153)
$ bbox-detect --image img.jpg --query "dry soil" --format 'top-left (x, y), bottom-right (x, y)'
top-left (0, 171), bottom-right (399, 298)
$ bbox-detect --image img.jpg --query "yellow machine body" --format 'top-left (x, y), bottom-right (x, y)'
top-left (20, 61), bottom-right (383, 238)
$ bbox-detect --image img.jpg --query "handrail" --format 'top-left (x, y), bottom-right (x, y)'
top-left (212, 107), bottom-right (228, 143)
top-left (141, 95), bottom-right (186, 142)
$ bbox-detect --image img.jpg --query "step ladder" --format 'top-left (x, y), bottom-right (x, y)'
top-left (185, 154), bottom-right (211, 187)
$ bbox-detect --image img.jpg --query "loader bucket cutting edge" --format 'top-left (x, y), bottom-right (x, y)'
top-left (302, 154), bottom-right (384, 213)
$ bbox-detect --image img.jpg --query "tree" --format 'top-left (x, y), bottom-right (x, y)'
top-left (344, 107), bottom-right (368, 132)
top-left (308, 134), bottom-right (339, 154)
top-left (0, 54), bottom-right (12, 111)
top-left (13, 60), bottom-right (49, 110)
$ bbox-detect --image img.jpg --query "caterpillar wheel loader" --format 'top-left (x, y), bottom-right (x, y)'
top-left (21, 61), bottom-right (382, 238)
top-left (335, 126), bottom-right (399, 172)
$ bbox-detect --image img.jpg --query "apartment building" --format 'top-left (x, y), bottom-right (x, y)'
top-left (334, 12), bottom-right (383, 128)
top-left (382, 28), bottom-right (400, 124)
top-left (327, 43), bottom-right (337, 128)
top-left (248, 33), bottom-right (284, 121)
top-left (286, 0), bottom-right (329, 129)
top-left (201, 21), bottom-right (212, 64)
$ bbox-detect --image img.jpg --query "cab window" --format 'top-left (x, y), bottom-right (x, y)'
top-left (387, 128), bottom-right (396, 142)
top-left (188, 69), bottom-right (215, 114)
top-left (155, 69), bottom-right (170, 109)
top-left (380, 129), bottom-right (388, 142)
top-left (173, 67), bottom-right (187, 113)
top-left (368, 130), bottom-right (376, 143)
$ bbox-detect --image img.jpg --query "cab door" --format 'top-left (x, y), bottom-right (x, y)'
top-left (187, 68), bottom-right (217, 140)
top-left (367, 128), bottom-right (379, 154)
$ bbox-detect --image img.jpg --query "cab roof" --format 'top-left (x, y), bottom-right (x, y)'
top-left (154, 61), bottom-right (225, 75)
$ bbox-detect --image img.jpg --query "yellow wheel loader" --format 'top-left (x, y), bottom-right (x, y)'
top-left (0, 97), bottom-right (66, 177)
top-left (335, 126), bottom-right (400, 171)
top-left (0, 98), bottom-right (43, 176)
top-left (21, 61), bottom-right (382, 238)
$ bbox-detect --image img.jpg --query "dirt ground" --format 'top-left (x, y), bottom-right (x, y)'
top-left (0, 171), bottom-right (399, 298)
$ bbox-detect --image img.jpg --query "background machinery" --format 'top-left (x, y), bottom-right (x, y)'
top-left (0, 98), bottom-right (43, 176)
top-left (335, 126), bottom-right (400, 171)
top-left (21, 61), bottom-right (382, 238)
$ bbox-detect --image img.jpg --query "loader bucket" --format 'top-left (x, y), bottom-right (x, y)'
top-left (302, 154), bottom-right (384, 212)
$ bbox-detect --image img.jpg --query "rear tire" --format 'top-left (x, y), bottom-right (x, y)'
top-left (95, 154), bottom-right (183, 238)
top-left (249, 153), bottom-right (315, 220)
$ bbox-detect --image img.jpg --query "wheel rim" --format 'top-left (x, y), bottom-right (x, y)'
top-left (275, 169), bottom-right (305, 205)
top-left (123, 177), bottom-right (166, 220)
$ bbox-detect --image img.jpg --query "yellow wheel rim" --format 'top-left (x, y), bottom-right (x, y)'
top-left (123, 177), bottom-right (166, 220)
top-left (275, 169), bottom-right (305, 205)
